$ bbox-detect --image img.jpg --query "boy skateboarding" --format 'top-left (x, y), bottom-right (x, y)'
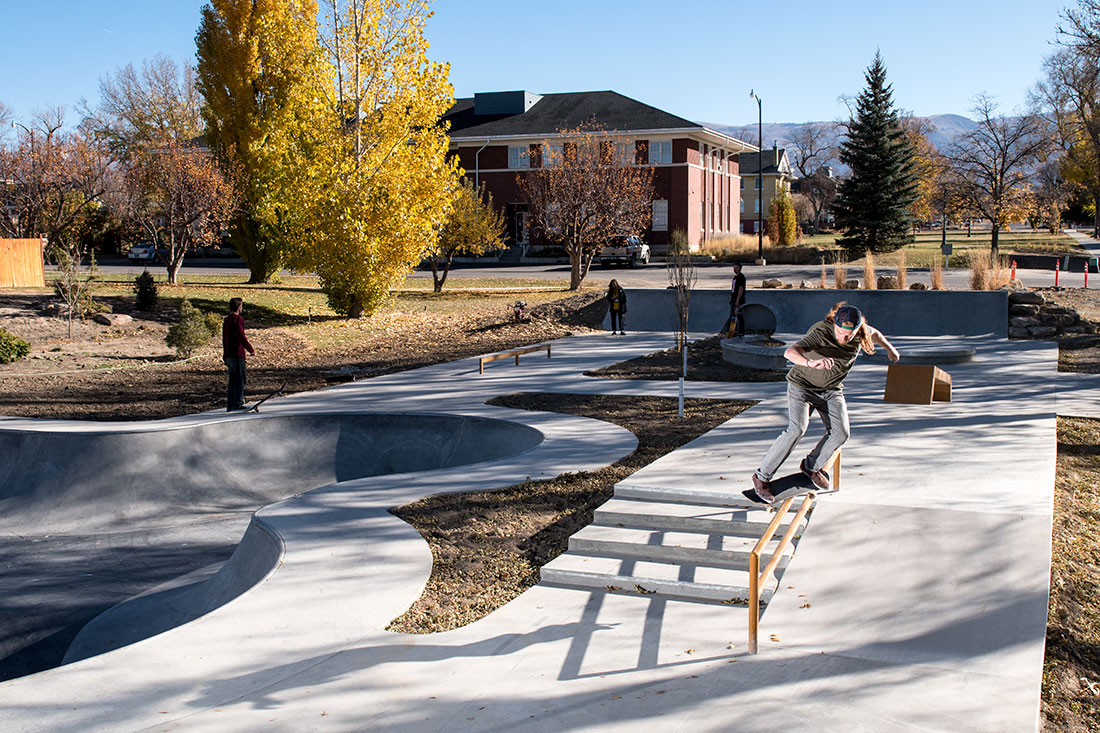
top-left (748, 303), bottom-right (899, 504)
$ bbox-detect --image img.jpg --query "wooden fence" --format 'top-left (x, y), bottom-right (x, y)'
top-left (0, 238), bottom-right (45, 288)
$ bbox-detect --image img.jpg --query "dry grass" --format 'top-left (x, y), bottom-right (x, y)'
top-left (863, 250), bottom-right (877, 290)
top-left (819, 260), bottom-right (828, 289)
top-left (832, 254), bottom-right (849, 289)
top-left (701, 234), bottom-right (823, 265)
top-left (931, 258), bottom-right (944, 290)
top-left (897, 250), bottom-right (908, 290)
top-left (968, 250), bottom-right (1012, 290)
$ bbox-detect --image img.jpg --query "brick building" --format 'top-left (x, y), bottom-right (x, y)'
top-left (442, 90), bottom-right (756, 253)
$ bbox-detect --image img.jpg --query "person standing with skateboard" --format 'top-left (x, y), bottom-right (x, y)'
top-left (729, 263), bottom-right (747, 337)
top-left (222, 297), bottom-right (255, 411)
top-left (748, 303), bottom-right (899, 503)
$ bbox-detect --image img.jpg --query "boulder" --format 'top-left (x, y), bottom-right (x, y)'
top-left (1009, 291), bottom-right (1044, 305)
top-left (1040, 313), bottom-right (1077, 328)
top-left (1009, 304), bottom-right (1040, 316)
top-left (92, 313), bottom-right (133, 326)
top-left (843, 279), bottom-right (861, 289)
top-left (1042, 305), bottom-right (1076, 316)
top-left (1008, 327), bottom-right (1031, 339)
top-left (761, 278), bottom-right (783, 289)
top-left (1010, 316), bottom-right (1039, 328)
top-left (799, 280), bottom-right (816, 289)
top-left (877, 276), bottom-right (899, 290)
top-left (1029, 325), bottom-right (1058, 338)
top-left (909, 282), bottom-right (927, 290)
top-left (1062, 325), bottom-right (1088, 334)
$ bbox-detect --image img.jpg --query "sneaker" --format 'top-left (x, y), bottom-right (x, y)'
top-left (800, 458), bottom-right (831, 490)
top-left (750, 473), bottom-right (775, 504)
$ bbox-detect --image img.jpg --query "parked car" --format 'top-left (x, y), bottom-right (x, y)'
top-left (598, 235), bottom-right (650, 267)
top-left (128, 242), bottom-right (160, 265)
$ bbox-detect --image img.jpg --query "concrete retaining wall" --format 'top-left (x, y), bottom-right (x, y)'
top-left (608, 288), bottom-right (1008, 337)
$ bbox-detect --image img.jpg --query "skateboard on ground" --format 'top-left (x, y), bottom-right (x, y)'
top-left (742, 471), bottom-right (838, 505)
top-left (244, 381), bottom-right (287, 413)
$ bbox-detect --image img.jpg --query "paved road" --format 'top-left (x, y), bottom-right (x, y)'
top-left (87, 257), bottom-right (1073, 291)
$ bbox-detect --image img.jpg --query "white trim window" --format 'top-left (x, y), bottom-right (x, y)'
top-left (650, 140), bottom-right (672, 164)
top-left (508, 146), bottom-right (530, 169)
top-left (652, 200), bottom-right (668, 232)
top-left (547, 144), bottom-right (564, 167)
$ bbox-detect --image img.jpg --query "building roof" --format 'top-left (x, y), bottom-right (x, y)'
top-left (739, 148), bottom-right (790, 177)
top-left (444, 90), bottom-right (711, 140)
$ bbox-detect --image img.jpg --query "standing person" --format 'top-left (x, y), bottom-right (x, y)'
top-left (730, 263), bottom-right (747, 337)
top-left (222, 297), bottom-right (255, 411)
top-left (748, 302), bottom-right (899, 503)
top-left (607, 280), bottom-right (627, 335)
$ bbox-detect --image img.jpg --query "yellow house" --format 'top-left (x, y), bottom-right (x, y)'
top-left (738, 147), bottom-right (792, 233)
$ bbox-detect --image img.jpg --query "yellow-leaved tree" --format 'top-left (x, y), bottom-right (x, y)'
top-left (426, 180), bottom-right (505, 292)
top-left (291, 0), bottom-right (460, 317)
top-left (196, 0), bottom-right (330, 283)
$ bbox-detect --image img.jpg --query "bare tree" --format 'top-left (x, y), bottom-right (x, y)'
top-left (522, 122), bottom-right (654, 290)
top-left (81, 55), bottom-right (204, 159)
top-left (666, 237), bottom-right (696, 418)
top-left (788, 122), bottom-right (839, 178)
top-left (945, 96), bottom-right (1050, 256)
top-left (119, 144), bottom-right (235, 284)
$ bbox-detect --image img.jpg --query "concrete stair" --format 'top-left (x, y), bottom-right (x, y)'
top-left (541, 493), bottom-right (812, 605)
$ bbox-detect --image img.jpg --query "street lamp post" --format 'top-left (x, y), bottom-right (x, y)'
top-left (748, 90), bottom-right (765, 265)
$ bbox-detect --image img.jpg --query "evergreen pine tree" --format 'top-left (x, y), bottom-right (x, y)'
top-left (834, 53), bottom-right (918, 253)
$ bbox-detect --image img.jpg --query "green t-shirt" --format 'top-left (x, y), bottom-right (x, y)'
top-left (787, 320), bottom-right (862, 391)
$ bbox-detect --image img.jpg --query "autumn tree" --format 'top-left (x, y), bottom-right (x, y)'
top-left (81, 55), bottom-right (203, 159)
top-left (119, 144), bottom-right (235, 284)
top-left (945, 96), bottom-right (1049, 257)
top-left (767, 189), bottom-right (798, 245)
top-left (427, 180), bottom-right (504, 292)
top-left (1033, 5), bottom-right (1100, 237)
top-left (1026, 159), bottom-right (1071, 232)
top-left (196, 0), bottom-right (328, 283)
top-left (522, 123), bottom-right (654, 290)
top-left (834, 53), bottom-right (919, 253)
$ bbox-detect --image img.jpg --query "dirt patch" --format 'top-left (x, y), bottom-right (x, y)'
top-left (386, 393), bottom-right (754, 633)
top-left (585, 335), bottom-right (787, 383)
top-left (1045, 417), bottom-right (1100, 731)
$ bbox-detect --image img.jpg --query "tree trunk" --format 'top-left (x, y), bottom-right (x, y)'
top-left (348, 299), bottom-right (364, 319)
top-left (990, 224), bottom-right (1000, 259)
top-left (569, 252), bottom-right (583, 290)
top-left (429, 258), bottom-right (443, 293)
top-left (1093, 192), bottom-right (1100, 239)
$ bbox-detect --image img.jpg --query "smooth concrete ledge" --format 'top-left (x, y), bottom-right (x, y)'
top-left (610, 288), bottom-right (1009, 337)
top-left (720, 334), bottom-right (790, 370)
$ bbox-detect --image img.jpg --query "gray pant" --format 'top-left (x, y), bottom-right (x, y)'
top-left (756, 382), bottom-right (850, 482)
top-left (224, 357), bottom-right (247, 411)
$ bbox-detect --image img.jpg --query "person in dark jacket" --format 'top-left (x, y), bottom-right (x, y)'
top-left (222, 297), bottom-right (255, 411)
top-left (607, 280), bottom-right (627, 335)
top-left (730, 263), bottom-right (747, 337)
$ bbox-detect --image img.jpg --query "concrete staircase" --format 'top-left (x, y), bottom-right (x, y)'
top-left (541, 486), bottom-right (812, 605)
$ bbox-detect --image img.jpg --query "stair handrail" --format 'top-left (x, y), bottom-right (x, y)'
top-left (748, 492), bottom-right (815, 653)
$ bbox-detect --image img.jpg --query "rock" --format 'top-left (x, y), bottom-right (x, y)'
top-left (1029, 325), bottom-right (1058, 338)
top-left (1042, 305), bottom-right (1076, 316)
top-left (1009, 291), bottom-right (1044, 305)
top-left (799, 280), bottom-right (816, 289)
top-left (93, 313), bottom-right (133, 326)
top-left (1040, 313), bottom-right (1077, 328)
top-left (761, 278), bottom-right (783, 289)
top-left (843, 279), bottom-right (861, 289)
top-left (876, 276), bottom-right (898, 290)
top-left (908, 282), bottom-right (927, 290)
top-left (1010, 316), bottom-right (1039, 328)
top-left (1008, 327), bottom-right (1031, 339)
top-left (1009, 304), bottom-right (1040, 316)
top-left (1062, 325), bottom-right (1088, 334)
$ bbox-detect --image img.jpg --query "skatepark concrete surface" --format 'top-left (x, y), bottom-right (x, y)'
top-left (0, 329), bottom-right (1066, 731)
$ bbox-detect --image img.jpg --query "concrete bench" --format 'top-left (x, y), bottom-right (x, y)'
top-left (883, 364), bottom-right (952, 404)
top-left (479, 343), bottom-right (552, 374)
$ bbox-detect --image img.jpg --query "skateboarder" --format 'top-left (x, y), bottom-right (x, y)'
top-left (222, 297), bottom-right (255, 411)
top-left (748, 302), bottom-right (899, 503)
top-left (729, 263), bottom-right (746, 337)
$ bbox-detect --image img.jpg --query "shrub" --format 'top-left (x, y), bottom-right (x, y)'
top-left (670, 228), bottom-right (690, 255)
top-left (931, 258), bottom-right (944, 290)
top-left (968, 250), bottom-right (1011, 290)
top-left (0, 328), bottom-right (30, 364)
top-left (832, 253), bottom-right (848, 289)
top-left (166, 299), bottom-right (221, 359)
top-left (133, 270), bottom-right (158, 311)
top-left (766, 191), bottom-right (798, 246)
top-left (701, 234), bottom-right (823, 264)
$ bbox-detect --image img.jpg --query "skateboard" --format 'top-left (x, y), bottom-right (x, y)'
top-left (244, 381), bottom-right (287, 413)
top-left (742, 471), bottom-right (838, 505)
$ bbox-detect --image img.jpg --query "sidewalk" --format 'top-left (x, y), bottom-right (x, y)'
top-left (0, 333), bottom-right (1057, 731)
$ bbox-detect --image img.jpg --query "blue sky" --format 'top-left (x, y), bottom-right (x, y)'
top-left (0, 0), bottom-right (1068, 126)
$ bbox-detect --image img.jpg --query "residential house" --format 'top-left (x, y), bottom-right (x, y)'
top-left (442, 90), bottom-right (756, 253)
top-left (738, 147), bottom-right (793, 234)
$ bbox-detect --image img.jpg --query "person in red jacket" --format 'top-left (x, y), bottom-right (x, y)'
top-left (222, 297), bottom-right (255, 411)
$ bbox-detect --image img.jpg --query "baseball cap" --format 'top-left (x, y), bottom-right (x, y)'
top-left (834, 305), bottom-right (863, 330)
